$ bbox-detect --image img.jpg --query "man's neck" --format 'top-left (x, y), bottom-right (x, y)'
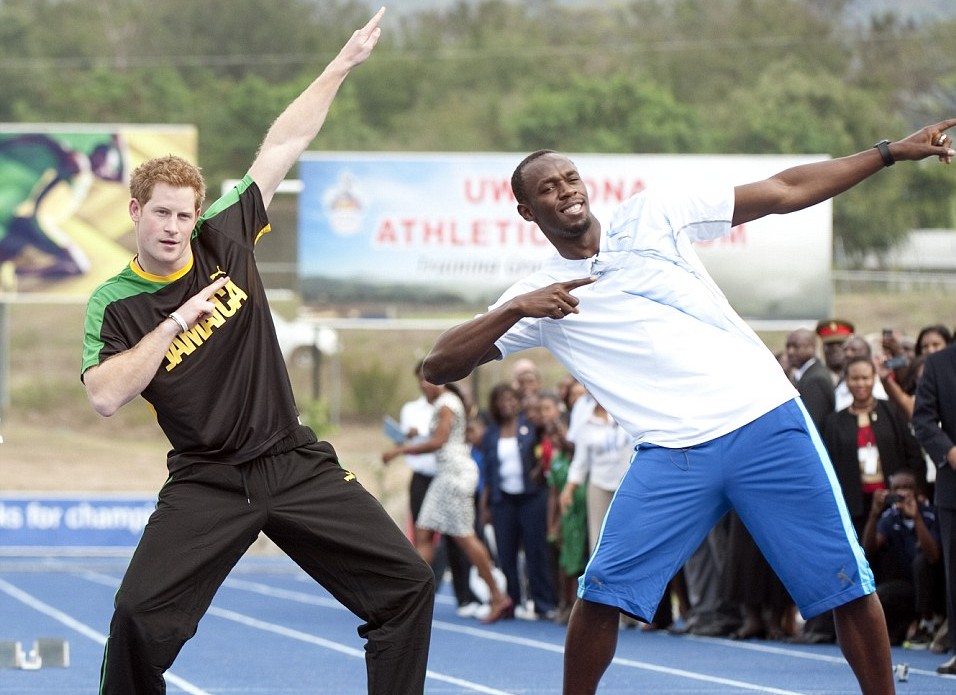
top-left (554, 223), bottom-right (601, 260)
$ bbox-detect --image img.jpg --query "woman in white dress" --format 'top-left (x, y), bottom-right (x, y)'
top-left (384, 370), bottom-right (513, 623)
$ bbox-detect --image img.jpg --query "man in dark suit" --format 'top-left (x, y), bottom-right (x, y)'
top-left (786, 327), bottom-right (835, 433)
top-left (912, 342), bottom-right (956, 674)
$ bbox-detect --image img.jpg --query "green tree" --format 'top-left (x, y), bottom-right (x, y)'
top-left (506, 73), bottom-right (699, 152)
top-left (625, 0), bottom-right (852, 106)
top-left (711, 59), bottom-right (946, 262)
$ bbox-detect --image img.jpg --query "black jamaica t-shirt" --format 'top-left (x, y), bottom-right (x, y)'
top-left (82, 176), bottom-right (300, 472)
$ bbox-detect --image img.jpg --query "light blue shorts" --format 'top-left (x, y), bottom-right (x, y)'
top-left (579, 398), bottom-right (874, 621)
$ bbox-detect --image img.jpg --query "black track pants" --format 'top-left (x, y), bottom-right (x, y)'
top-left (99, 429), bottom-right (435, 694)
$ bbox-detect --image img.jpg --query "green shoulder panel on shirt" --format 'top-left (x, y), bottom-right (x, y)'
top-left (193, 174), bottom-right (254, 238)
top-left (81, 266), bottom-right (167, 376)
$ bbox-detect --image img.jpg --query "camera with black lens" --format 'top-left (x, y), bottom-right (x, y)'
top-left (884, 493), bottom-right (902, 506)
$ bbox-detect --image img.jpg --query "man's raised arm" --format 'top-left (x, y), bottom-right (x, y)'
top-left (247, 7), bottom-right (385, 208)
top-left (733, 118), bottom-right (956, 227)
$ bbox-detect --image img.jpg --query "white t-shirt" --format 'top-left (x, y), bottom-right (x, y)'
top-left (399, 396), bottom-right (438, 476)
top-left (566, 392), bottom-right (596, 444)
top-left (496, 436), bottom-right (525, 494)
top-left (492, 185), bottom-right (797, 449)
top-left (567, 412), bottom-right (634, 492)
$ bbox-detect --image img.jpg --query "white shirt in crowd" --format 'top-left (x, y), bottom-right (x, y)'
top-left (496, 436), bottom-right (525, 495)
top-left (399, 396), bottom-right (437, 476)
top-left (567, 411), bottom-right (634, 493)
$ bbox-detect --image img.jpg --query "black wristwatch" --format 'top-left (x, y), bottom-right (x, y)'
top-left (873, 139), bottom-right (894, 167)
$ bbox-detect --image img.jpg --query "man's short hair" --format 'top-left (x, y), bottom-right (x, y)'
top-left (129, 155), bottom-right (206, 210)
top-left (511, 149), bottom-right (556, 205)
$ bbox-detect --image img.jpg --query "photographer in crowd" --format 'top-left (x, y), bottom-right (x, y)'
top-left (861, 469), bottom-right (944, 647)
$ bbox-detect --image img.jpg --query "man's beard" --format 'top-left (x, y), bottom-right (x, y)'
top-left (554, 214), bottom-right (592, 240)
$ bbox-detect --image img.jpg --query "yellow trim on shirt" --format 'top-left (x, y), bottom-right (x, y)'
top-left (129, 255), bottom-right (194, 283)
top-left (254, 223), bottom-right (272, 246)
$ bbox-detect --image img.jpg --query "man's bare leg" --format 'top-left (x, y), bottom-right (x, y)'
top-left (563, 599), bottom-right (621, 695)
top-left (833, 593), bottom-right (895, 695)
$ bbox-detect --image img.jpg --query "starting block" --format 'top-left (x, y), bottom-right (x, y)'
top-left (36, 638), bottom-right (70, 668)
top-left (0, 638), bottom-right (69, 669)
top-left (0, 641), bottom-right (22, 669)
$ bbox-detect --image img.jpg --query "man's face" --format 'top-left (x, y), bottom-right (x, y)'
top-left (842, 336), bottom-right (871, 360)
top-left (822, 341), bottom-right (845, 371)
top-left (517, 153), bottom-right (593, 244)
top-left (785, 331), bottom-right (816, 369)
top-left (130, 182), bottom-right (198, 276)
top-left (901, 338), bottom-right (916, 362)
top-left (514, 370), bottom-right (541, 398)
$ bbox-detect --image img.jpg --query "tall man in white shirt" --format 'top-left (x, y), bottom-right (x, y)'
top-left (424, 121), bottom-right (956, 695)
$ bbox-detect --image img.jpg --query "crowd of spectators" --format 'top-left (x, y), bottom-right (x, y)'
top-left (783, 318), bottom-right (951, 668)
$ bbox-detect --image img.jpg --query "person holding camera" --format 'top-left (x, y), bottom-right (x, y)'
top-left (877, 324), bottom-right (953, 422)
top-left (861, 469), bottom-right (944, 647)
top-left (823, 356), bottom-right (926, 537)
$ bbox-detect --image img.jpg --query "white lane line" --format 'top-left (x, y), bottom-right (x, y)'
top-left (221, 576), bottom-right (806, 694)
top-left (207, 606), bottom-right (516, 695)
top-left (683, 635), bottom-right (947, 680)
top-left (84, 572), bottom-right (515, 693)
top-left (0, 576), bottom-right (213, 695)
top-left (433, 622), bottom-right (807, 695)
top-left (683, 634), bottom-right (850, 664)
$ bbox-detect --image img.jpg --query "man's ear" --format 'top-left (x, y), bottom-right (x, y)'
top-left (128, 198), bottom-right (141, 222)
top-left (517, 203), bottom-right (534, 222)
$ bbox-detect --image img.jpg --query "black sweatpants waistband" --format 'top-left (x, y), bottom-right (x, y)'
top-left (264, 424), bottom-right (319, 457)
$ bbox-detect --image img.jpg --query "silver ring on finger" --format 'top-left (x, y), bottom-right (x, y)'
top-left (938, 134), bottom-right (949, 146)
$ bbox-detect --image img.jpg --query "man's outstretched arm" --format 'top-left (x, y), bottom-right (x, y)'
top-left (423, 277), bottom-right (594, 384)
top-left (733, 118), bottom-right (956, 226)
top-left (247, 7), bottom-right (385, 208)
